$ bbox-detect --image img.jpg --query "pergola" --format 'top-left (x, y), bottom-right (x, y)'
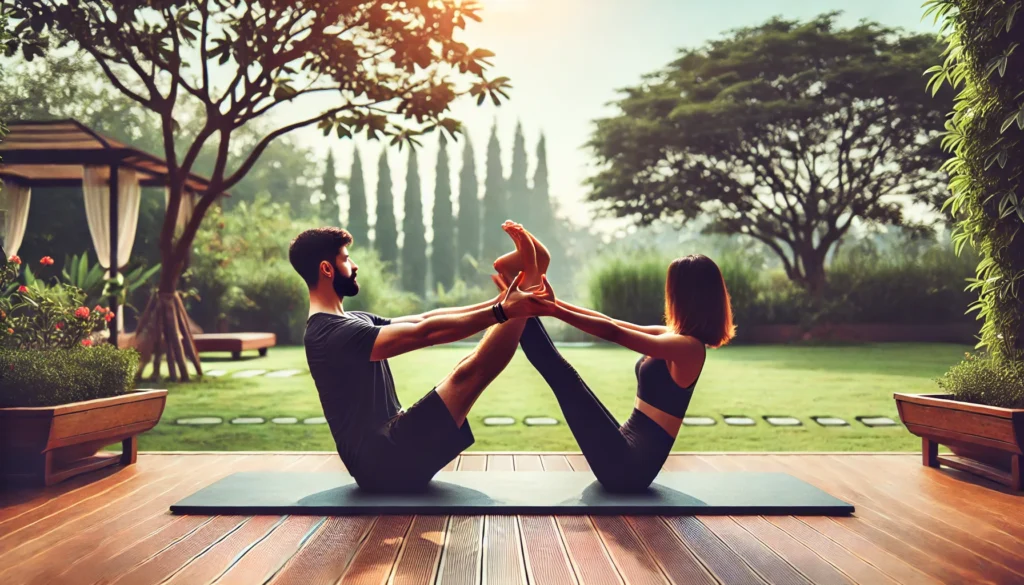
top-left (0, 119), bottom-right (212, 347)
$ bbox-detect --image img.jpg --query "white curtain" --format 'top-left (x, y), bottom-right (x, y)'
top-left (0, 182), bottom-right (32, 257)
top-left (164, 187), bottom-right (195, 232)
top-left (82, 166), bottom-right (141, 271)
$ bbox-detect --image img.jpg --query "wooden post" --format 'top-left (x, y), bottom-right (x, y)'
top-left (108, 164), bottom-right (120, 348)
top-left (923, 437), bottom-right (939, 468)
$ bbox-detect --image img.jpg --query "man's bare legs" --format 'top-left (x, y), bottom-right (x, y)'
top-left (435, 225), bottom-right (541, 426)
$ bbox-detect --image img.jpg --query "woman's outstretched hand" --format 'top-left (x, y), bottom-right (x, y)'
top-left (497, 272), bottom-right (558, 318)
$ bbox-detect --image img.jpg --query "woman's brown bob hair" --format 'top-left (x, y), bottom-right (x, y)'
top-left (664, 254), bottom-right (735, 348)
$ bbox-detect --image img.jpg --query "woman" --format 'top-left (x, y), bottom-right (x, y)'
top-left (494, 223), bottom-right (735, 492)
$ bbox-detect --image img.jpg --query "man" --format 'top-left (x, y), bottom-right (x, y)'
top-left (288, 225), bottom-right (547, 492)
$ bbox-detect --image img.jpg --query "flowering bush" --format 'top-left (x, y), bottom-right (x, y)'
top-left (0, 255), bottom-right (114, 350)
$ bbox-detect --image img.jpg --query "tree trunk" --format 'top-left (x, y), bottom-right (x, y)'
top-left (133, 285), bottom-right (202, 382)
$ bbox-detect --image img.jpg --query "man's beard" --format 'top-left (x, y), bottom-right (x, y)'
top-left (332, 270), bottom-right (359, 298)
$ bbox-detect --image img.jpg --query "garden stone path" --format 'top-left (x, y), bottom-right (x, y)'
top-left (176, 417), bottom-right (223, 425)
top-left (265, 369), bottom-right (305, 378)
top-left (205, 370), bottom-right (227, 377)
top-left (812, 416), bottom-right (849, 427)
top-left (232, 369), bottom-right (268, 378)
top-left (723, 416), bottom-right (756, 426)
top-left (764, 416), bottom-right (802, 426)
top-left (230, 417), bottom-right (266, 425)
top-left (482, 416), bottom-right (516, 426)
top-left (683, 416), bottom-right (717, 426)
top-left (523, 416), bottom-right (559, 426)
top-left (303, 416), bottom-right (327, 425)
top-left (271, 417), bottom-right (298, 424)
top-left (857, 416), bottom-right (898, 427)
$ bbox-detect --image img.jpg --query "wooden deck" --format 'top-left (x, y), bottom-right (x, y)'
top-left (1, 452), bottom-right (1022, 585)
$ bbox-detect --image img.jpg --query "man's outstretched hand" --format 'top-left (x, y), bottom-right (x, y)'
top-left (496, 272), bottom-right (558, 319)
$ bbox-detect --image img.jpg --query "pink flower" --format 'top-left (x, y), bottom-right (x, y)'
top-left (8, 255), bottom-right (21, 265)
top-left (55, 323), bottom-right (63, 331)
top-left (17, 285), bottom-right (28, 294)
top-left (6, 328), bottom-right (13, 334)
top-left (39, 256), bottom-right (54, 266)
top-left (105, 311), bottom-right (116, 323)
top-left (81, 339), bottom-right (93, 347)
top-left (74, 307), bottom-right (90, 319)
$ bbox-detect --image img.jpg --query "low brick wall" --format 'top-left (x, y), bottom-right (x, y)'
top-left (737, 322), bottom-right (978, 344)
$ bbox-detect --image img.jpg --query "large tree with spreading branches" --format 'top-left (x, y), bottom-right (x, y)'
top-left (586, 12), bottom-right (952, 295)
top-left (5, 0), bottom-right (510, 381)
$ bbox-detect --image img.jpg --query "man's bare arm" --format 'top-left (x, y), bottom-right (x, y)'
top-left (389, 294), bottom-right (503, 325)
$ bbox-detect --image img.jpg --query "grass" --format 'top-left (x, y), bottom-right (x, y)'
top-left (135, 340), bottom-right (972, 453)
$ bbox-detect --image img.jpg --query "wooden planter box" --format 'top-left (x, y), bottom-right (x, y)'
top-left (0, 389), bottom-right (167, 487)
top-left (894, 393), bottom-right (1023, 490)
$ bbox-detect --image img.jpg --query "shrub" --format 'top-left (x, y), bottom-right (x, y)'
top-left (220, 259), bottom-right (310, 345)
top-left (585, 251), bottom-right (668, 326)
top-left (936, 352), bottom-right (1024, 409)
top-left (0, 344), bottom-right (139, 407)
top-left (342, 247), bottom-right (423, 318)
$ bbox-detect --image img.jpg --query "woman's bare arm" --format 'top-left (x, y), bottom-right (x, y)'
top-left (556, 299), bottom-right (668, 335)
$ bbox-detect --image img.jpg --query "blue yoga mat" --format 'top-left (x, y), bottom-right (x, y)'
top-left (170, 471), bottom-right (854, 516)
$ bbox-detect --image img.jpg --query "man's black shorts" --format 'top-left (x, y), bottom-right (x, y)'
top-left (348, 390), bottom-right (475, 492)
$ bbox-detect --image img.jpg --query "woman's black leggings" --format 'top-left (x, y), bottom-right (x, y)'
top-left (519, 318), bottom-right (675, 492)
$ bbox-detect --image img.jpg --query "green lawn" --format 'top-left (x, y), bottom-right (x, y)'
top-left (136, 341), bottom-right (971, 452)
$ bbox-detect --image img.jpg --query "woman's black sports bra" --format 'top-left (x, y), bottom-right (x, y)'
top-left (634, 347), bottom-right (705, 418)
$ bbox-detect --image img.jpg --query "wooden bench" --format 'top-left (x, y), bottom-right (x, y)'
top-left (193, 333), bottom-right (277, 360)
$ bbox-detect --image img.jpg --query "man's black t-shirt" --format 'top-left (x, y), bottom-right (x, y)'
top-left (304, 311), bottom-right (400, 469)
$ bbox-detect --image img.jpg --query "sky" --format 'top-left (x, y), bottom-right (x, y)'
top-left (284, 0), bottom-right (942, 238)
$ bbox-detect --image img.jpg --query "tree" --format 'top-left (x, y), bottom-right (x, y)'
top-left (320, 150), bottom-right (340, 225)
top-left (347, 147), bottom-right (369, 245)
top-left (400, 148), bottom-right (427, 296)
top-left (375, 151), bottom-right (398, 268)
top-left (586, 12), bottom-right (951, 295)
top-left (507, 120), bottom-right (530, 225)
top-left (431, 135), bottom-right (456, 291)
top-left (457, 133), bottom-right (481, 279)
top-left (926, 0), bottom-right (1024, 405)
top-left (531, 132), bottom-right (564, 282)
top-left (8, 0), bottom-right (510, 381)
top-left (481, 122), bottom-right (508, 261)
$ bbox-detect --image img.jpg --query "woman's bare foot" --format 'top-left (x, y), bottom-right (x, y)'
top-left (492, 221), bottom-right (550, 286)
top-left (503, 222), bottom-right (542, 289)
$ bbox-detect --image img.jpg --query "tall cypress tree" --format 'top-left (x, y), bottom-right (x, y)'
top-left (401, 148), bottom-right (427, 296)
top-left (507, 121), bottom-right (530, 226)
top-left (457, 133), bottom-right (481, 279)
top-left (320, 150), bottom-right (341, 226)
top-left (374, 150), bottom-right (399, 268)
top-left (481, 122), bottom-right (508, 262)
top-left (532, 132), bottom-right (562, 273)
top-left (347, 147), bottom-right (370, 246)
top-left (431, 135), bottom-right (456, 292)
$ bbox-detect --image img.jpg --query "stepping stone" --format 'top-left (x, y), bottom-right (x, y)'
top-left (857, 416), bottom-right (899, 427)
top-left (205, 370), bottom-right (227, 377)
top-left (723, 416), bottom-right (756, 426)
top-left (232, 369), bottom-right (268, 378)
top-left (483, 416), bottom-right (516, 426)
top-left (271, 417), bottom-right (298, 425)
top-left (683, 416), bottom-right (717, 426)
top-left (812, 416), bottom-right (849, 427)
top-left (303, 417), bottom-right (327, 425)
top-left (230, 417), bottom-right (265, 425)
top-left (176, 417), bottom-right (223, 426)
top-left (764, 416), bottom-right (802, 427)
top-left (265, 369), bottom-right (304, 378)
top-left (524, 416), bottom-right (559, 426)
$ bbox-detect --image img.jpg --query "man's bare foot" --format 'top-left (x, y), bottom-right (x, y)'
top-left (503, 222), bottom-right (542, 289)
top-left (492, 221), bottom-right (550, 285)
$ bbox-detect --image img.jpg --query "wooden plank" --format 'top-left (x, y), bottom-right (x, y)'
top-left (766, 516), bottom-right (899, 585)
top-left (768, 455), bottom-right (1001, 585)
top-left (520, 516), bottom-right (579, 585)
top-left (482, 515), bottom-right (526, 585)
top-left (391, 515), bottom-right (448, 585)
top-left (624, 516), bottom-right (716, 585)
top-left (663, 516), bottom-right (767, 584)
top-left (48, 516), bottom-right (211, 585)
top-left (731, 516), bottom-right (854, 585)
top-left (487, 454), bottom-right (514, 471)
top-left (435, 516), bottom-right (483, 585)
top-left (458, 455), bottom-right (487, 471)
top-left (0, 458), bottom-right (147, 519)
top-left (514, 454), bottom-right (543, 471)
top-left (591, 515), bottom-right (669, 585)
top-left (163, 516), bottom-right (284, 585)
top-left (268, 517), bottom-right (375, 585)
top-left (700, 516), bottom-right (813, 585)
top-left (442, 455), bottom-right (460, 472)
top-left (213, 515), bottom-right (325, 585)
top-left (339, 515), bottom-right (413, 584)
top-left (797, 517), bottom-right (943, 585)
top-left (0, 454), bottom-right (231, 579)
top-left (110, 515), bottom-right (248, 585)
top-left (555, 516), bottom-right (623, 585)
top-left (540, 455), bottom-right (572, 471)
top-left (665, 454), bottom-right (720, 472)
top-left (566, 454), bottom-right (590, 471)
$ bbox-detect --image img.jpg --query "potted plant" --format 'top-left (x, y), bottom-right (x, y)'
top-left (0, 254), bottom-right (166, 487)
top-left (894, 0), bottom-right (1024, 491)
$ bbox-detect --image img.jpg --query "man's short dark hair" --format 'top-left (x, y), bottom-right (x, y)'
top-left (289, 227), bottom-right (353, 287)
